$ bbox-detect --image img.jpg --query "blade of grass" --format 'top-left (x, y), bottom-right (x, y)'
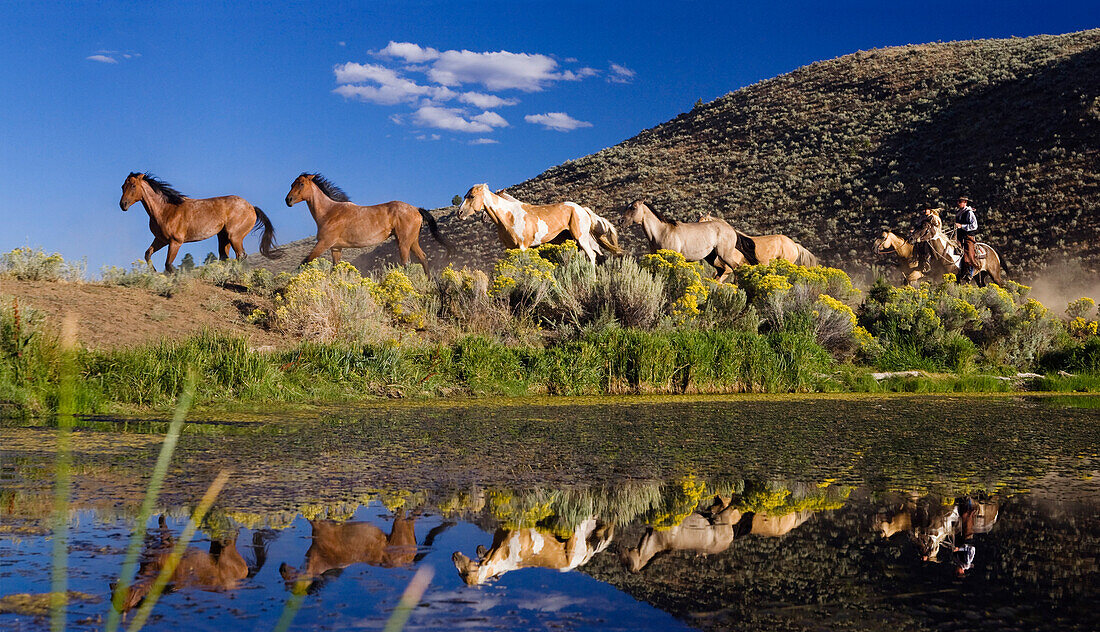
top-left (124, 469), bottom-right (231, 632)
top-left (105, 369), bottom-right (196, 631)
top-left (383, 567), bottom-right (434, 632)
top-left (271, 578), bottom-right (311, 632)
top-left (49, 315), bottom-right (77, 632)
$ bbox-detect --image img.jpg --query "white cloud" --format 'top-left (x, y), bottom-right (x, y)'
top-left (469, 138), bottom-right (499, 145)
top-left (458, 91), bottom-right (519, 109)
top-left (525, 112), bottom-right (593, 132)
top-left (87, 54), bottom-right (117, 64)
top-left (333, 63), bottom-right (456, 105)
top-left (413, 106), bottom-right (499, 133)
top-left (377, 41), bottom-right (441, 63)
top-left (472, 111), bottom-right (508, 128)
top-left (415, 133), bottom-right (442, 141)
top-left (608, 63), bottom-right (636, 84)
top-left (428, 50), bottom-right (562, 91)
top-left (561, 67), bottom-right (599, 81)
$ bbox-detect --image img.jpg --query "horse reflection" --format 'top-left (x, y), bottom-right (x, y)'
top-left (620, 496), bottom-right (814, 572)
top-left (452, 518), bottom-right (614, 586)
top-left (280, 511), bottom-right (445, 591)
top-left (112, 515), bottom-right (270, 612)
top-left (875, 494), bottom-right (999, 570)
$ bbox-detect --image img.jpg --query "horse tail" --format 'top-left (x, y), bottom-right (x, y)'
top-left (735, 231), bottom-right (759, 265)
top-left (580, 206), bottom-right (623, 255)
top-left (799, 245), bottom-right (818, 267)
top-left (252, 207), bottom-right (282, 259)
top-left (419, 208), bottom-right (455, 257)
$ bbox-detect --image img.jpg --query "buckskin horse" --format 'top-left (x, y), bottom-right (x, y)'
top-left (699, 215), bottom-right (818, 267)
top-left (874, 230), bottom-right (1005, 286)
top-left (284, 173), bottom-right (453, 271)
top-left (623, 201), bottom-right (746, 282)
top-left (120, 172), bottom-right (280, 272)
top-left (457, 184), bottom-right (622, 264)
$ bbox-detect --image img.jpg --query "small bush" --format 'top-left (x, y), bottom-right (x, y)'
top-left (272, 260), bottom-right (387, 342)
top-left (1, 248), bottom-right (85, 282)
top-left (595, 257), bottom-right (666, 329)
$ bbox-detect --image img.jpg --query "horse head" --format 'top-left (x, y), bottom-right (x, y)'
top-left (874, 231), bottom-right (896, 254)
top-left (621, 200), bottom-right (648, 227)
top-left (285, 173), bottom-right (315, 207)
top-left (457, 184), bottom-right (490, 220)
top-left (120, 172), bottom-right (146, 211)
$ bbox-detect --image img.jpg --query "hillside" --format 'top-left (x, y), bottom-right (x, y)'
top-left (269, 29), bottom-right (1100, 278)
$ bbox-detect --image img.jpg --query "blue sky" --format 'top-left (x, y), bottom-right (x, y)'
top-left (2, 0), bottom-right (1097, 272)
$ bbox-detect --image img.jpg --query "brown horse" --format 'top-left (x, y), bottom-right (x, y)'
top-left (111, 515), bottom-right (253, 612)
top-left (457, 184), bottom-right (622, 264)
top-left (700, 215), bottom-right (817, 266)
top-left (279, 512), bottom-right (421, 591)
top-left (285, 173), bottom-right (452, 270)
top-left (874, 231), bottom-right (1005, 287)
top-left (622, 201), bottom-right (746, 282)
top-left (120, 172), bottom-right (280, 272)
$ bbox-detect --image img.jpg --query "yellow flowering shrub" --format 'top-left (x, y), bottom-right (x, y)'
top-left (370, 267), bottom-right (427, 328)
top-left (272, 260), bottom-right (384, 341)
top-left (1, 247), bottom-right (85, 282)
top-left (645, 475), bottom-right (708, 530)
top-left (640, 250), bottom-right (709, 322)
top-left (1066, 297), bottom-right (1099, 340)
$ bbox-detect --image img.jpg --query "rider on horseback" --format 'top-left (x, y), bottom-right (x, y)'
top-left (954, 196), bottom-right (979, 280)
top-left (908, 207), bottom-right (942, 273)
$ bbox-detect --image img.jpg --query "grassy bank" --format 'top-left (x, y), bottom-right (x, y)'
top-left (3, 245), bottom-right (1100, 416)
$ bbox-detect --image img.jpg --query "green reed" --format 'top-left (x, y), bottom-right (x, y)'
top-left (124, 470), bottom-right (230, 632)
top-left (48, 317), bottom-right (76, 631)
top-left (105, 370), bottom-right (196, 632)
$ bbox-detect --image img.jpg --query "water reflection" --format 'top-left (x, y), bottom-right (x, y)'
top-left (453, 518), bottom-right (614, 585)
top-left (111, 515), bottom-right (258, 612)
top-left (876, 493), bottom-right (1001, 576)
top-left (278, 510), bottom-right (435, 592)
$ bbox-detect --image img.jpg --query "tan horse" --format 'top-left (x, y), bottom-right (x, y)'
top-left (623, 202), bottom-right (746, 282)
top-left (620, 496), bottom-right (813, 572)
top-left (279, 513), bottom-right (419, 591)
top-left (285, 173), bottom-right (452, 270)
top-left (112, 515), bottom-right (251, 612)
top-left (457, 184), bottom-right (622, 264)
top-left (700, 215), bottom-right (817, 266)
top-left (874, 231), bottom-right (1005, 286)
top-left (120, 172), bottom-right (280, 272)
top-left (452, 518), bottom-right (614, 585)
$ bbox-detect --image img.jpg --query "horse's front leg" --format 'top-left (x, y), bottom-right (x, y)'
top-left (301, 236), bottom-right (336, 267)
top-left (145, 236), bottom-right (169, 271)
top-left (164, 241), bottom-right (182, 273)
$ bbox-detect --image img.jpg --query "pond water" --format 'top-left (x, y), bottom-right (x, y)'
top-left (2, 394), bottom-right (1098, 631)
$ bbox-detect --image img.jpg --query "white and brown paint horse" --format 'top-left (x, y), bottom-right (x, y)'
top-left (875, 231), bottom-right (1005, 287)
top-left (623, 202), bottom-right (746, 282)
top-left (700, 215), bottom-right (818, 267)
top-left (457, 184), bottom-right (622, 264)
top-left (452, 518), bottom-right (614, 585)
top-left (120, 172), bottom-right (280, 272)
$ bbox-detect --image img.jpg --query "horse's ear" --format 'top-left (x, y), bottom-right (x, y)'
top-left (305, 174), bottom-right (315, 180)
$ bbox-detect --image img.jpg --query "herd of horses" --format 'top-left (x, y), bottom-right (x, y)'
top-left (110, 492), bottom-right (998, 611)
top-left (119, 172), bottom-right (1005, 286)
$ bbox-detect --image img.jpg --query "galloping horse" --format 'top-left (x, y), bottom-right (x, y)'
top-left (452, 518), bottom-right (614, 585)
top-left (120, 172), bottom-right (280, 272)
top-left (285, 173), bottom-right (452, 270)
top-left (874, 231), bottom-right (1005, 286)
top-left (457, 184), bottom-right (622, 264)
top-left (279, 513), bottom-right (422, 592)
top-left (623, 201), bottom-right (745, 282)
top-left (699, 215), bottom-right (818, 266)
top-left (111, 515), bottom-right (259, 612)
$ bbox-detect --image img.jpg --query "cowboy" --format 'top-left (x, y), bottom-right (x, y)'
top-left (954, 196), bottom-right (979, 280)
top-left (908, 207), bottom-right (943, 273)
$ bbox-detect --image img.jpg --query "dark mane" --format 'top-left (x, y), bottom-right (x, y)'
top-left (135, 173), bottom-right (187, 205)
top-left (304, 173), bottom-right (350, 202)
top-left (643, 202), bottom-right (679, 225)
